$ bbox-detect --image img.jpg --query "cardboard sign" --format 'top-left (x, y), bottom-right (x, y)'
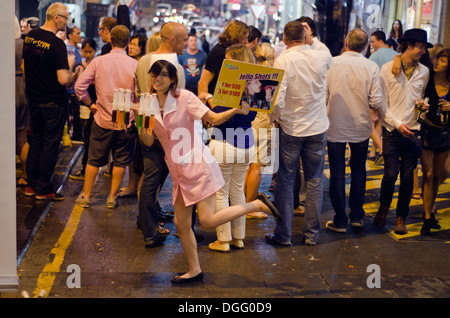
top-left (212, 59), bottom-right (284, 113)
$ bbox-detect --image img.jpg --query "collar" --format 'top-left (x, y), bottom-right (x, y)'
top-left (154, 91), bottom-right (178, 126)
top-left (342, 51), bottom-right (363, 57)
top-left (283, 43), bottom-right (311, 54)
top-left (109, 47), bottom-right (127, 55)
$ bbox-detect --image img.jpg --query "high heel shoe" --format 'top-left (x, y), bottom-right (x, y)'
top-left (171, 272), bottom-right (204, 284)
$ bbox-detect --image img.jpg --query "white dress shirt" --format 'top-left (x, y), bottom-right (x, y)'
top-left (271, 41), bottom-right (332, 137)
top-left (326, 51), bottom-right (384, 143)
top-left (379, 60), bottom-right (429, 131)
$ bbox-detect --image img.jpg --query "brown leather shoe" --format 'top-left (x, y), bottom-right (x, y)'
top-left (374, 206), bottom-right (389, 228)
top-left (394, 216), bottom-right (407, 235)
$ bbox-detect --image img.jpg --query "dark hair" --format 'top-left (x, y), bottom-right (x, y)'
top-left (398, 40), bottom-right (418, 54)
top-left (248, 26), bottom-right (262, 43)
top-left (148, 60), bottom-right (179, 97)
top-left (434, 49), bottom-right (450, 82)
top-left (82, 38), bottom-right (97, 51)
top-left (66, 26), bottom-right (79, 39)
top-left (283, 21), bottom-right (305, 43)
top-left (296, 16), bottom-right (317, 37)
top-left (130, 33), bottom-right (147, 58)
top-left (386, 38), bottom-right (397, 51)
top-left (371, 30), bottom-right (386, 43)
top-left (389, 19), bottom-right (403, 39)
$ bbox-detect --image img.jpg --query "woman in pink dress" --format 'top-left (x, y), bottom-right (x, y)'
top-left (137, 59), bottom-right (281, 284)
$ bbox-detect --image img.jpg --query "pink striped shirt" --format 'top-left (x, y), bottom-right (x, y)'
top-left (75, 48), bottom-right (138, 130)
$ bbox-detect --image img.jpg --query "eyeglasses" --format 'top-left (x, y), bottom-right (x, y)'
top-left (98, 27), bottom-right (106, 32)
top-left (151, 72), bottom-right (170, 79)
top-left (57, 14), bottom-right (70, 21)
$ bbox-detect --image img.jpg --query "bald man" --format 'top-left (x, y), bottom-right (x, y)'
top-left (134, 22), bottom-right (188, 248)
top-left (135, 22), bottom-right (187, 95)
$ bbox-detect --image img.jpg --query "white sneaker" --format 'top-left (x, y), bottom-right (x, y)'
top-left (231, 239), bottom-right (244, 249)
top-left (208, 240), bottom-right (230, 252)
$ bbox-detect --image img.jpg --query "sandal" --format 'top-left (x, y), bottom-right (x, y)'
top-left (411, 193), bottom-right (421, 200)
top-left (158, 223), bottom-right (170, 235)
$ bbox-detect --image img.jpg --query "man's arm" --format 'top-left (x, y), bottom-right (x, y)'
top-left (56, 54), bottom-right (75, 86)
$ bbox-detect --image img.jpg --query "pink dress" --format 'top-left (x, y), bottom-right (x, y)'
top-left (153, 89), bottom-right (225, 206)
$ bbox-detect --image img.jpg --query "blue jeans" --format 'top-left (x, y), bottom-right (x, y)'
top-left (379, 128), bottom-right (422, 218)
top-left (274, 128), bottom-right (327, 244)
top-left (138, 138), bottom-right (169, 244)
top-left (327, 139), bottom-right (369, 227)
top-left (26, 102), bottom-right (68, 194)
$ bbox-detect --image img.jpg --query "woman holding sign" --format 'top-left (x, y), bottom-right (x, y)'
top-left (204, 44), bottom-right (258, 253)
top-left (137, 59), bottom-right (281, 284)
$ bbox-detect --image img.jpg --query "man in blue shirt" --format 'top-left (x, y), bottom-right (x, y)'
top-left (369, 30), bottom-right (398, 69)
top-left (178, 33), bottom-right (206, 95)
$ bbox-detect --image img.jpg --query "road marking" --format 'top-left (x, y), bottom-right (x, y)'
top-left (33, 204), bottom-right (84, 298)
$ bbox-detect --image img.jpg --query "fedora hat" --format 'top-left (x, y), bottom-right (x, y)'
top-left (397, 28), bottom-right (433, 48)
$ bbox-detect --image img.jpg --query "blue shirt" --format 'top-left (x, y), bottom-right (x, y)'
top-left (369, 47), bottom-right (398, 69)
top-left (178, 50), bottom-right (207, 89)
top-left (212, 106), bottom-right (257, 149)
top-left (66, 44), bottom-right (82, 94)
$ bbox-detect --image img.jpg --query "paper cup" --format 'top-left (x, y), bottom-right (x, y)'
top-left (80, 105), bottom-right (91, 119)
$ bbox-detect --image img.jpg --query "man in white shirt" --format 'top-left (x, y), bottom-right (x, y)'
top-left (374, 28), bottom-right (431, 235)
top-left (267, 21), bottom-right (332, 246)
top-left (325, 29), bottom-right (384, 233)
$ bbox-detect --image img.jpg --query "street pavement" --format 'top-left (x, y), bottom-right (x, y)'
top-left (1, 142), bottom-right (450, 308)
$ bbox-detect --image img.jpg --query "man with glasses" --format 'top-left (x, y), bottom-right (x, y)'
top-left (22, 2), bottom-right (75, 201)
top-left (98, 16), bottom-right (117, 55)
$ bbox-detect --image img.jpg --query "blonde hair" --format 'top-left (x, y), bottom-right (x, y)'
top-left (46, 2), bottom-right (67, 21)
top-left (226, 44), bottom-right (255, 64)
top-left (146, 32), bottom-right (161, 54)
top-left (255, 43), bottom-right (274, 67)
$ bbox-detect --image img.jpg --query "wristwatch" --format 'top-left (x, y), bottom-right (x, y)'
top-left (205, 94), bottom-right (213, 102)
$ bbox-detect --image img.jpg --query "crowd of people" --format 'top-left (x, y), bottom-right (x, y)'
top-left (16, 3), bottom-right (449, 284)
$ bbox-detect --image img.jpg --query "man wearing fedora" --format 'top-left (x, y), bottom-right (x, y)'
top-left (374, 28), bottom-right (432, 234)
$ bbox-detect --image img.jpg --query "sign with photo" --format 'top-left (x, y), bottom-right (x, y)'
top-left (212, 59), bottom-right (284, 113)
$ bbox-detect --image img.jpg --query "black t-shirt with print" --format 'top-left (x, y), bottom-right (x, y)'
top-left (23, 27), bottom-right (69, 105)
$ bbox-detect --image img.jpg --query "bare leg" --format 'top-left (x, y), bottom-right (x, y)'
top-left (245, 163), bottom-right (266, 217)
top-left (82, 164), bottom-right (99, 197)
top-left (173, 193), bottom-right (200, 279)
top-left (421, 150), bottom-right (434, 219)
top-left (110, 165), bottom-right (125, 199)
top-left (175, 193), bottom-right (273, 278)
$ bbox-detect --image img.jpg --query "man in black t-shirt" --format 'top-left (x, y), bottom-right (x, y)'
top-left (23, 2), bottom-right (75, 200)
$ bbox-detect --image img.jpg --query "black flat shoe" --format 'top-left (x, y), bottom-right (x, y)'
top-left (256, 192), bottom-right (282, 221)
top-left (144, 235), bottom-right (166, 248)
top-left (171, 272), bottom-right (204, 284)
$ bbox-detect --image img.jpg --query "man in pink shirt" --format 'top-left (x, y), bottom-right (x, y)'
top-left (75, 25), bottom-right (138, 208)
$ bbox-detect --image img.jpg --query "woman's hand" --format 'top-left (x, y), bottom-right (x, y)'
top-left (139, 127), bottom-right (155, 147)
top-left (236, 100), bottom-right (250, 115)
top-left (440, 99), bottom-right (450, 111)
